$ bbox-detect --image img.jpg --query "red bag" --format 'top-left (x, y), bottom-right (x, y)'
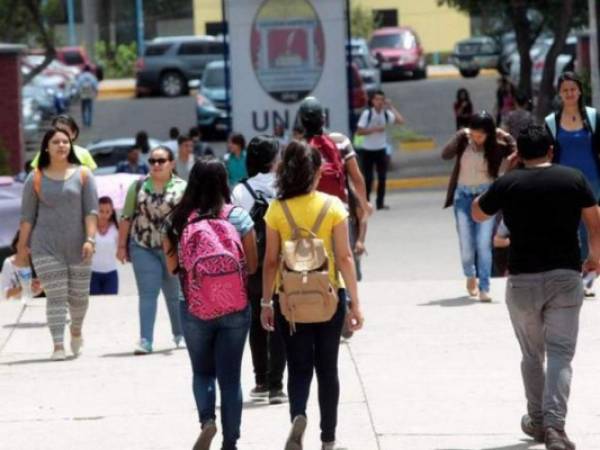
top-left (309, 134), bottom-right (347, 202)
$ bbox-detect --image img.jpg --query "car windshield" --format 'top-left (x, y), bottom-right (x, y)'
top-left (203, 67), bottom-right (225, 88)
top-left (352, 54), bottom-right (368, 69)
top-left (370, 32), bottom-right (415, 50)
top-left (63, 51), bottom-right (84, 65)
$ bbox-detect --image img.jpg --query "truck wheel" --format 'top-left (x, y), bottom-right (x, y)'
top-left (160, 71), bottom-right (186, 97)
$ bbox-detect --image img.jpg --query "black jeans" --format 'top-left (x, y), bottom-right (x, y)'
top-left (248, 274), bottom-right (286, 390)
top-left (275, 289), bottom-right (346, 443)
top-left (361, 149), bottom-right (388, 208)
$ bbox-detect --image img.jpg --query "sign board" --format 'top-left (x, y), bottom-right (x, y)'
top-left (225, 0), bottom-right (350, 138)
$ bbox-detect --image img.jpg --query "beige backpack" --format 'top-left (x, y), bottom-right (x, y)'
top-left (278, 198), bottom-right (339, 333)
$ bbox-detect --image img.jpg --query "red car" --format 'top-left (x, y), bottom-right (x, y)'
top-left (350, 62), bottom-right (368, 113)
top-left (55, 47), bottom-right (103, 81)
top-left (369, 27), bottom-right (427, 80)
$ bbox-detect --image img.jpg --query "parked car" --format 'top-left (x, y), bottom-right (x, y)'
top-left (136, 36), bottom-right (225, 97)
top-left (22, 82), bottom-right (60, 120)
top-left (450, 36), bottom-right (500, 78)
top-left (508, 36), bottom-right (577, 93)
top-left (22, 96), bottom-right (42, 152)
top-left (0, 177), bottom-right (24, 267)
top-left (498, 32), bottom-right (517, 75)
top-left (55, 46), bottom-right (103, 80)
top-left (350, 62), bottom-right (368, 115)
top-left (351, 39), bottom-right (381, 95)
top-left (23, 55), bottom-right (80, 99)
top-left (196, 60), bottom-right (230, 138)
top-left (87, 138), bottom-right (161, 175)
top-left (369, 27), bottom-right (427, 80)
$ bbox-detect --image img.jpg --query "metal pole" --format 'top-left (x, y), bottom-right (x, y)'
top-left (136, 0), bottom-right (145, 57)
top-left (222, 0), bottom-right (231, 133)
top-left (66, 0), bottom-right (77, 46)
top-left (590, 0), bottom-right (600, 108)
top-left (345, 0), bottom-right (355, 134)
top-left (82, 0), bottom-right (97, 60)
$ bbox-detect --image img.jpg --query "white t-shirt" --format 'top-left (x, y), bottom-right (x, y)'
top-left (1, 256), bottom-right (19, 300)
top-left (91, 225), bottom-right (119, 273)
top-left (357, 108), bottom-right (395, 150)
top-left (231, 172), bottom-right (276, 212)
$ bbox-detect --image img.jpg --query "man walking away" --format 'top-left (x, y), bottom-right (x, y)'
top-left (77, 65), bottom-right (99, 127)
top-left (472, 125), bottom-right (600, 450)
top-left (116, 145), bottom-right (149, 175)
top-left (356, 90), bottom-right (404, 210)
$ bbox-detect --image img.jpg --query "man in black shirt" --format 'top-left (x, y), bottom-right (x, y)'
top-left (472, 125), bottom-right (600, 450)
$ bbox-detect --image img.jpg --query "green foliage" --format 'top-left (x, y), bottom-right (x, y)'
top-left (390, 126), bottom-right (431, 143)
top-left (0, 0), bottom-right (61, 45)
top-left (0, 139), bottom-right (11, 176)
top-left (96, 41), bottom-right (137, 79)
top-left (351, 4), bottom-right (379, 39)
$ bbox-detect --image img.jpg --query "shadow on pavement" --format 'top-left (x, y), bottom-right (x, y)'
top-left (3, 322), bottom-right (46, 329)
top-left (437, 441), bottom-right (537, 450)
top-left (241, 400), bottom-right (273, 410)
top-left (101, 349), bottom-right (175, 358)
top-left (2, 355), bottom-right (78, 366)
top-left (419, 296), bottom-right (481, 307)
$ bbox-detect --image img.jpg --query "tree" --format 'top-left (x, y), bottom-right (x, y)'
top-left (351, 4), bottom-right (379, 39)
top-left (0, 0), bottom-right (62, 85)
top-left (439, 0), bottom-right (588, 119)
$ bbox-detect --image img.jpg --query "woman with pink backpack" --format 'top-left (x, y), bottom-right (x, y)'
top-left (163, 158), bottom-right (257, 450)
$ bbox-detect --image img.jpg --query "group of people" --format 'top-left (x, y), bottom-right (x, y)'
top-left (445, 71), bottom-right (600, 450)
top-left (6, 89), bottom-right (399, 449)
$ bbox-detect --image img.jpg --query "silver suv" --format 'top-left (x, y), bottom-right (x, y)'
top-left (135, 36), bottom-right (225, 97)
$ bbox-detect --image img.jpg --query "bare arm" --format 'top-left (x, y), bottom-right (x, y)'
top-left (582, 206), bottom-right (600, 271)
top-left (162, 237), bottom-right (179, 275)
top-left (345, 158), bottom-right (371, 215)
top-left (471, 196), bottom-right (492, 223)
top-left (386, 102), bottom-right (405, 125)
top-left (15, 222), bottom-right (33, 267)
top-left (242, 230), bottom-right (258, 275)
top-left (117, 220), bottom-right (132, 263)
top-left (260, 225), bottom-right (281, 331)
top-left (356, 125), bottom-right (386, 136)
top-left (82, 214), bottom-right (98, 263)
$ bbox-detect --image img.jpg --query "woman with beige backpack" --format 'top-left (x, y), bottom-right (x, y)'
top-left (260, 140), bottom-right (364, 450)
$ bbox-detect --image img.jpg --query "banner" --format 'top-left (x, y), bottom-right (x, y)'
top-left (226, 0), bottom-right (350, 138)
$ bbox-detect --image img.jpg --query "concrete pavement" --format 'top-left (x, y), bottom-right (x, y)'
top-left (3, 190), bottom-right (600, 450)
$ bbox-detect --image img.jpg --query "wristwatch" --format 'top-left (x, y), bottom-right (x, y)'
top-left (86, 237), bottom-right (96, 245)
top-left (260, 298), bottom-right (273, 308)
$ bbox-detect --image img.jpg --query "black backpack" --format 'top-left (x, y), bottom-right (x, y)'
top-left (242, 180), bottom-right (270, 268)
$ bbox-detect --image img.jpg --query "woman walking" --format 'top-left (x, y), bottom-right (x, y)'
top-left (16, 127), bottom-right (98, 360)
top-left (117, 146), bottom-right (186, 354)
top-left (545, 72), bottom-right (600, 295)
top-left (164, 158), bottom-right (257, 450)
top-left (260, 141), bottom-right (364, 450)
top-left (90, 196), bottom-right (119, 295)
top-left (454, 88), bottom-right (473, 130)
top-left (442, 112), bottom-right (516, 302)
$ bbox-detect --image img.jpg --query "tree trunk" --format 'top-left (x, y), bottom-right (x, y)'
top-left (535, 0), bottom-right (575, 121)
top-left (509, 0), bottom-right (533, 98)
top-left (22, 0), bottom-right (55, 85)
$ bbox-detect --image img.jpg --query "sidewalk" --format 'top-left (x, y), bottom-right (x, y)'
top-left (2, 277), bottom-right (600, 449)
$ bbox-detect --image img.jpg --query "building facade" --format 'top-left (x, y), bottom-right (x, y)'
top-left (193, 0), bottom-right (470, 54)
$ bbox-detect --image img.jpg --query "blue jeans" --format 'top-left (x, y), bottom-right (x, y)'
top-left (90, 270), bottom-right (119, 295)
top-left (129, 242), bottom-right (182, 343)
top-left (81, 98), bottom-right (93, 127)
top-left (180, 303), bottom-right (250, 450)
top-left (578, 180), bottom-right (600, 260)
top-left (453, 184), bottom-right (495, 293)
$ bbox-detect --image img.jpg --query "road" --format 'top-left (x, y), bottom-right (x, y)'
top-left (70, 74), bottom-right (499, 180)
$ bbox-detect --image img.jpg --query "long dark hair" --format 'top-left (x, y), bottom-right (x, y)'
top-left (166, 158), bottom-right (231, 248)
top-left (557, 71), bottom-right (591, 131)
top-left (456, 88), bottom-right (471, 103)
top-left (246, 135), bottom-right (279, 177)
top-left (37, 128), bottom-right (80, 169)
top-left (469, 111), bottom-right (497, 177)
top-left (98, 196), bottom-right (119, 229)
top-left (276, 140), bottom-right (322, 200)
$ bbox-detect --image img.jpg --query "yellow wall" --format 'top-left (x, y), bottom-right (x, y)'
top-left (193, 0), bottom-right (470, 53)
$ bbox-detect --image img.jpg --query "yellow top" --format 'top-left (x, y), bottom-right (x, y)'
top-left (30, 144), bottom-right (98, 171)
top-left (264, 191), bottom-right (348, 288)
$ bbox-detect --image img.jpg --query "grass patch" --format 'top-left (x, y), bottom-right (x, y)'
top-left (390, 126), bottom-right (432, 143)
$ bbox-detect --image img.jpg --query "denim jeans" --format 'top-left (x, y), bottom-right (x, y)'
top-left (506, 270), bottom-right (583, 430)
top-left (81, 98), bottom-right (93, 127)
top-left (453, 184), bottom-right (495, 293)
top-left (129, 242), bottom-right (182, 343)
top-left (275, 290), bottom-right (346, 443)
top-left (180, 303), bottom-right (250, 450)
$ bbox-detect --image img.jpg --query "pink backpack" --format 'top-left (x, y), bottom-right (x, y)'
top-left (178, 205), bottom-right (248, 320)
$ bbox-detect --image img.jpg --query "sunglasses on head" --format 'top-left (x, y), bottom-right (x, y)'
top-left (148, 158), bottom-right (168, 165)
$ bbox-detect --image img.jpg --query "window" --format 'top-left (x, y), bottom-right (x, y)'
top-left (144, 43), bottom-right (172, 56)
top-left (206, 41), bottom-right (225, 54)
top-left (370, 32), bottom-right (415, 50)
top-left (373, 9), bottom-right (398, 28)
top-left (178, 41), bottom-right (207, 56)
top-left (203, 66), bottom-right (225, 88)
top-left (63, 51), bottom-right (84, 65)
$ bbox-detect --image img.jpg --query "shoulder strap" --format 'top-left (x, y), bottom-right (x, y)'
top-left (280, 201), bottom-right (301, 239)
top-left (311, 197), bottom-right (333, 234)
top-left (545, 113), bottom-right (557, 139)
top-left (33, 169), bottom-right (42, 197)
top-left (585, 106), bottom-right (597, 134)
top-left (242, 180), bottom-right (259, 201)
top-left (367, 108), bottom-right (372, 125)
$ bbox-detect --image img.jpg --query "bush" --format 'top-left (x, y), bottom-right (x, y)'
top-left (351, 4), bottom-right (379, 39)
top-left (96, 41), bottom-right (137, 79)
top-left (0, 140), bottom-right (11, 175)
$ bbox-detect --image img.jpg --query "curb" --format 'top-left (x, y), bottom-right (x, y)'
top-left (427, 68), bottom-right (498, 80)
top-left (384, 175), bottom-right (448, 191)
top-left (400, 139), bottom-right (436, 152)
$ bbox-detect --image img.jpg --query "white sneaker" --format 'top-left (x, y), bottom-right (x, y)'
top-left (51, 349), bottom-right (66, 361)
top-left (70, 336), bottom-right (83, 357)
top-left (479, 291), bottom-right (492, 303)
top-left (174, 335), bottom-right (186, 349)
top-left (285, 415), bottom-right (307, 450)
top-left (133, 339), bottom-right (152, 355)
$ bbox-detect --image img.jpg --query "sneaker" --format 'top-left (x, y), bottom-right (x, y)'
top-left (584, 287), bottom-right (595, 298)
top-left (51, 349), bottom-right (66, 361)
top-left (545, 427), bottom-right (575, 450)
top-left (521, 414), bottom-right (544, 443)
top-left (70, 336), bottom-right (83, 358)
top-left (479, 291), bottom-right (492, 303)
top-left (285, 415), bottom-right (307, 450)
top-left (249, 384), bottom-right (269, 398)
top-left (269, 389), bottom-right (288, 405)
top-left (133, 339), bottom-right (152, 355)
top-left (174, 335), bottom-right (185, 349)
top-left (193, 419), bottom-right (217, 450)
top-left (466, 277), bottom-right (479, 297)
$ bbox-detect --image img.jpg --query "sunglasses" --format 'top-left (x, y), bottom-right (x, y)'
top-left (148, 158), bottom-right (169, 165)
